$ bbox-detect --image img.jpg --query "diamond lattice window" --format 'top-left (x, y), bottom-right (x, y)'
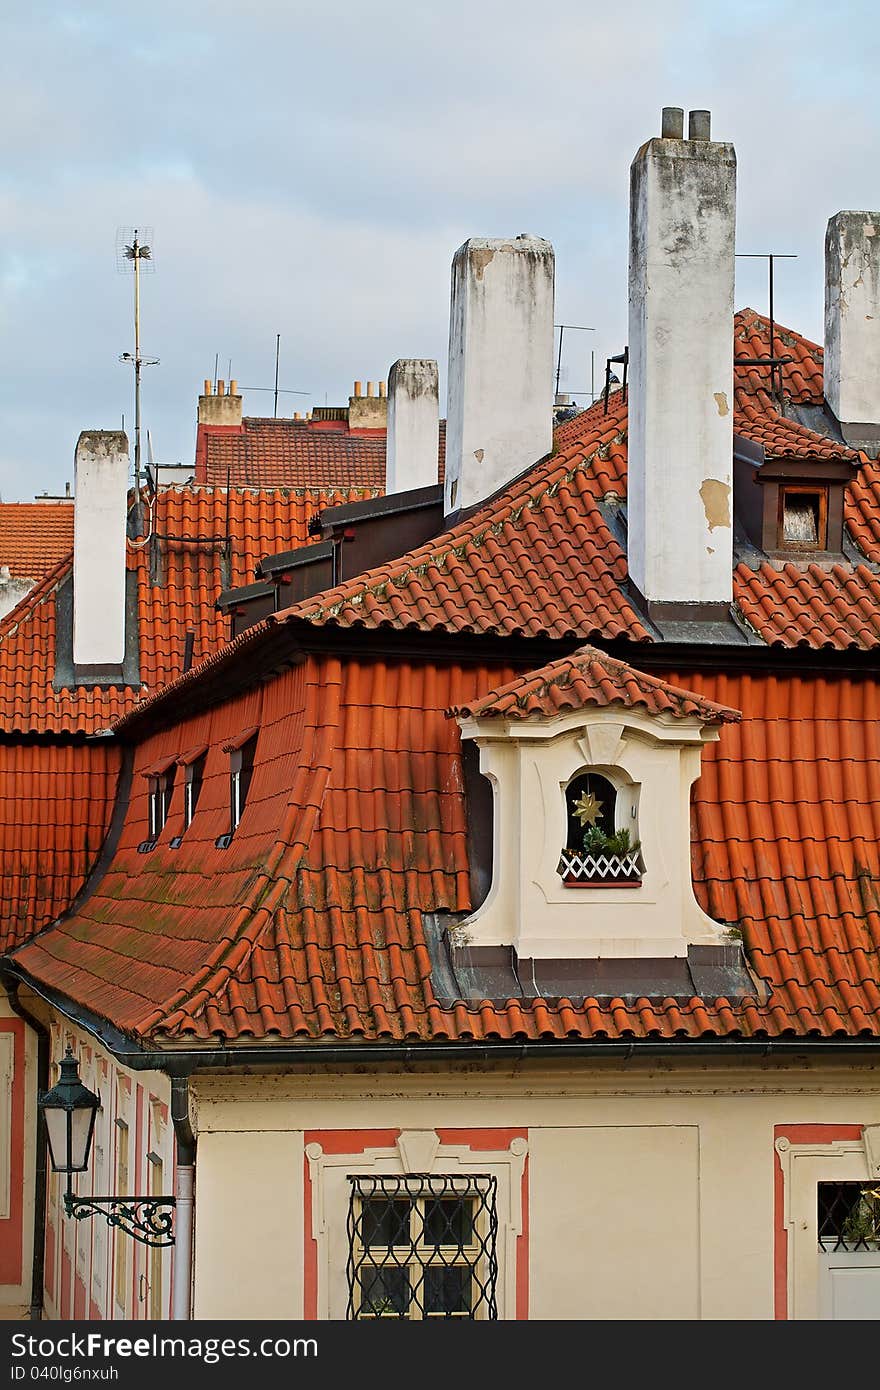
top-left (818, 1182), bottom-right (880, 1251)
top-left (346, 1173), bottom-right (499, 1319)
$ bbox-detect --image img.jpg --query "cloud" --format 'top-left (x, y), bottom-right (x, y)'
top-left (0, 0), bottom-right (878, 496)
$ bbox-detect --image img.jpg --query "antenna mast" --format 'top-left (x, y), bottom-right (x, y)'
top-left (117, 227), bottom-right (159, 501)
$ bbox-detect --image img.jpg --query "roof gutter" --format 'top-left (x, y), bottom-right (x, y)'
top-left (5, 964), bottom-right (880, 1070)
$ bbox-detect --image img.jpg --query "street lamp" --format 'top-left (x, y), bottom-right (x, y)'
top-left (39, 1047), bottom-right (176, 1248)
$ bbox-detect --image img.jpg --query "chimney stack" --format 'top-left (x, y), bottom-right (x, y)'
top-left (386, 359), bottom-right (440, 494)
top-left (197, 379), bottom-right (242, 427)
top-left (73, 431), bottom-right (129, 670)
top-left (628, 108), bottom-right (736, 612)
top-left (444, 234), bottom-right (554, 515)
top-left (824, 212), bottom-right (880, 451)
top-left (348, 378), bottom-right (387, 430)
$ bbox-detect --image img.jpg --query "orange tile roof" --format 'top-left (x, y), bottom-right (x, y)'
top-left (451, 646), bottom-right (739, 725)
top-left (12, 656), bottom-right (880, 1042)
top-left (0, 502), bottom-right (74, 579)
top-left (0, 484), bottom-right (374, 736)
top-left (195, 417), bottom-right (446, 489)
top-left (0, 741), bottom-right (120, 953)
top-left (273, 310), bottom-right (880, 652)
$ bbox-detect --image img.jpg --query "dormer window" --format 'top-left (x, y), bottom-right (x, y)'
top-left (558, 772), bottom-right (642, 887)
top-left (218, 728), bottom-right (258, 844)
top-left (138, 754), bottom-right (178, 851)
top-left (779, 486), bottom-right (827, 550)
top-left (184, 753), bottom-right (206, 829)
top-left (148, 767), bottom-right (175, 839)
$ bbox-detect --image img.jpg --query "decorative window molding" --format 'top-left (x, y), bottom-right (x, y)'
top-left (306, 1130), bottom-right (526, 1321)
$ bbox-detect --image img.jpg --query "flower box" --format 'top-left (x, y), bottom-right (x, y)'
top-left (557, 849), bottom-right (642, 888)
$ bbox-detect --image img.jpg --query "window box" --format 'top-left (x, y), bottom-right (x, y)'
top-left (557, 849), bottom-right (642, 887)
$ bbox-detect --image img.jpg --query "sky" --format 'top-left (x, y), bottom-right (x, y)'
top-left (1, 0), bottom-right (878, 499)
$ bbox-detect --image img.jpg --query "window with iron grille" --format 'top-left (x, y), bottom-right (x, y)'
top-left (818, 1182), bottom-right (880, 1251)
top-left (346, 1174), bottom-right (498, 1319)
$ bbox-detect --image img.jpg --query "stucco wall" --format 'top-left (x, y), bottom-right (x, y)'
top-left (189, 1060), bottom-right (880, 1322)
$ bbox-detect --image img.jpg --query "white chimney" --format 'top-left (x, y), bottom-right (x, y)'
top-left (73, 431), bottom-right (129, 669)
top-left (628, 108), bottom-right (736, 611)
top-left (386, 359), bottom-right (439, 494)
top-left (824, 212), bottom-right (880, 449)
top-left (444, 235), bottom-right (554, 515)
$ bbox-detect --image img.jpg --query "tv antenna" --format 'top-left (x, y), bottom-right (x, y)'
top-left (735, 252), bottom-right (797, 401)
top-left (117, 227), bottom-right (159, 499)
top-left (237, 334), bottom-right (311, 417)
top-left (554, 323), bottom-right (595, 400)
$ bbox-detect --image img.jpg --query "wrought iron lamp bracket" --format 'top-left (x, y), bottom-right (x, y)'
top-left (64, 1192), bottom-right (176, 1247)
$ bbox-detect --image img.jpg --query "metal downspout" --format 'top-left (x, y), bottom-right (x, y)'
top-left (170, 1075), bottom-right (195, 1321)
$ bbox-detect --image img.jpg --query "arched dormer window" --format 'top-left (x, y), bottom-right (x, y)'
top-left (559, 771), bottom-right (642, 887)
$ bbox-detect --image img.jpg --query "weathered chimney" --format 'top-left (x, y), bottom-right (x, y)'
top-left (824, 212), bottom-right (880, 451)
top-left (197, 379), bottom-right (242, 426)
top-left (386, 359), bottom-right (440, 494)
top-left (73, 431), bottom-right (129, 670)
top-left (444, 234), bottom-right (554, 515)
top-left (628, 108), bottom-right (736, 613)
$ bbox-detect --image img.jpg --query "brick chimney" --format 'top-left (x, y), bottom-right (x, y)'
top-left (824, 212), bottom-right (880, 452)
top-left (628, 108), bottom-right (736, 614)
top-left (198, 378), bottom-right (242, 426)
top-left (348, 379), bottom-right (387, 431)
top-left (444, 235), bottom-right (554, 516)
top-left (73, 431), bottom-right (129, 670)
top-left (386, 359), bottom-right (439, 494)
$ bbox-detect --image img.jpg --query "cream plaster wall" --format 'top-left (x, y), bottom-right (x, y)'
top-left (190, 1060), bottom-right (880, 1322)
top-left (193, 1129), bottom-right (303, 1321)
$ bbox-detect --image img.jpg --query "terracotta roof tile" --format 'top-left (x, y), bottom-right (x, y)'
top-left (451, 645), bottom-right (739, 724)
top-left (196, 417), bottom-right (446, 489)
top-left (13, 658), bottom-right (880, 1042)
top-left (0, 484), bottom-right (372, 736)
top-left (0, 502), bottom-right (74, 579)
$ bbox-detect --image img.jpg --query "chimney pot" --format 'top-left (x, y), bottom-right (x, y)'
top-left (353, 381), bottom-right (362, 398)
top-left (378, 380), bottom-right (387, 398)
top-left (73, 431), bottom-right (129, 670)
top-left (294, 412), bottom-right (302, 420)
top-left (386, 359), bottom-right (440, 494)
top-left (229, 379), bottom-right (238, 396)
top-left (204, 378), bottom-right (212, 396)
top-left (661, 107), bottom-right (684, 139)
top-left (445, 235), bottom-right (555, 515)
top-left (628, 117), bottom-right (736, 606)
top-left (367, 381), bottom-right (375, 397)
top-left (217, 379), bottom-right (225, 397)
top-left (688, 109), bottom-right (711, 141)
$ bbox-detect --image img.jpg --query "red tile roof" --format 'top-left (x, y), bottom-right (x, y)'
top-left (451, 646), bottom-right (739, 725)
top-left (273, 310), bottom-right (880, 653)
top-left (0, 484), bottom-right (373, 736)
top-left (0, 502), bottom-right (74, 579)
top-left (195, 417), bottom-right (446, 489)
top-left (0, 741), bottom-right (120, 953)
top-left (13, 656), bottom-right (880, 1042)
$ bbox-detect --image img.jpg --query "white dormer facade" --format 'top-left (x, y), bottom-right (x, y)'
top-left (455, 699), bottom-right (737, 962)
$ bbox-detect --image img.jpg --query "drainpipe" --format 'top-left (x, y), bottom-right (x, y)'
top-left (170, 1075), bottom-right (195, 1321)
top-left (1, 973), bottom-right (49, 1321)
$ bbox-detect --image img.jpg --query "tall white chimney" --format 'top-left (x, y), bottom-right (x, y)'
top-left (824, 212), bottom-right (880, 449)
top-left (73, 431), bottom-right (129, 670)
top-left (444, 235), bottom-right (554, 515)
top-left (628, 108), bottom-right (736, 612)
top-left (386, 359), bottom-right (440, 494)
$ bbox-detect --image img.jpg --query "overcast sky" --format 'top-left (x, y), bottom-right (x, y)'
top-left (1, 0), bottom-right (878, 499)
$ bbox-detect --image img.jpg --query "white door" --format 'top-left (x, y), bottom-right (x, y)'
top-left (819, 1251), bottom-right (880, 1319)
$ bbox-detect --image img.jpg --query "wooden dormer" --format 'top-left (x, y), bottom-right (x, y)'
top-left (733, 433), bottom-right (860, 560)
